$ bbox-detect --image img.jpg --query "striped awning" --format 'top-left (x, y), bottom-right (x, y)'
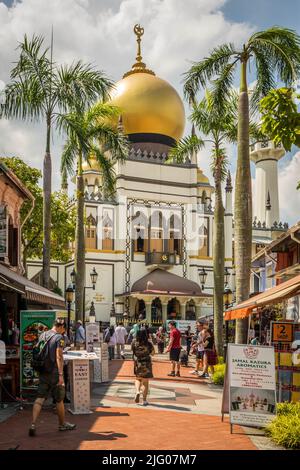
top-left (0, 263), bottom-right (65, 308)
top-left (224, 273), bottom-right (300, 320)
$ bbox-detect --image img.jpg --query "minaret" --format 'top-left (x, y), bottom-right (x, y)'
top-left (224, 171), bottom-right (233, 260)
top-left (265, 191), bottom-right (272, 229)
top-left (250, 141), bottom-right (285, 226)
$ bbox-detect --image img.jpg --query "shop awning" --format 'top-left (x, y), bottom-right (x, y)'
top-left (224, 273), bottom-right (300, 320)
top-left (0, 263), bottom-right (66, 308)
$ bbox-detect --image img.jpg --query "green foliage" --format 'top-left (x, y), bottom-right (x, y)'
top-left (0, 157), bottom-right (75, 264)
top-left (211, 363), bottom-right (226, 385)
top-left (260, 87), bottom-right (300, 152)
top-left (184, 27), bottom-right (300, 109)
top-left (265, 402), bottom-right (300, 449)
top-left (59, 102), bottom-right (129, 195)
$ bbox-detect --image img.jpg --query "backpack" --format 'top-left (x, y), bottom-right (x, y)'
top-left (32, 331), bottom-right (57, 372)
top-left (104, 329), bottom-right (111, 343)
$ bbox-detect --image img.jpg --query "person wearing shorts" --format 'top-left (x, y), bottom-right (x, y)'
top-left (190, 321), bottom-right (206, 376)
top-left (29, 319), bottom-right (76, 436)
top-left (166, 321), bottom-right (181, 377)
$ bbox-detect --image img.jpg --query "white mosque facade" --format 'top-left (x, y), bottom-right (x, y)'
top-left (27, 26), bottom-right (288, 325)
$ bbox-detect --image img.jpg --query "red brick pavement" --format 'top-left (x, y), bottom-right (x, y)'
top-left (109, 358), bottom-right (209, 384)
top-left (0, 358), bottom-right (258, 450)
top-left (0, 407), bottom-right (257, 450)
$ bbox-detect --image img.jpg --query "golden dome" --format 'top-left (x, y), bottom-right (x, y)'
top-left (82, 156), bottom-right (101, 173)
top-left (197, 169), bottom-right (210, 184)
top-left (109, 24), bottom-right (185, 143)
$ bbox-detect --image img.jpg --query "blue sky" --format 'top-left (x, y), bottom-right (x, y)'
top-left (223, 0), bottom-right (300, 31)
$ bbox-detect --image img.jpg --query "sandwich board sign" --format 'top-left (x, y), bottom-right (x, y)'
top-left (222, 344), bottom-right (276, 430)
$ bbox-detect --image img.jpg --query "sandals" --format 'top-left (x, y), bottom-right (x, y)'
top-left (59, 422), bottom-right (76, 432)
top-left (28, 424), bottom-right (36, 437)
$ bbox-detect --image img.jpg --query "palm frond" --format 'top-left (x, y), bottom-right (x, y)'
top-left (61, 138), bottom-right (78, 176)
top-left (55, 61), bottom-right (114, 113)
top-left (167, 135), bottom-right (204, 164)
top-left (210, 59), bottom-right (238, 110)
top-left (183, 43), bottom-right (237, 104)
top-left (1, 79), bottom-right (45, 120)
top-left (249, 27), bottom-right (300, 85)
top-left (90, 146), bottom-right (116, 196)
top-left (87, 122), bottom-right (129, 162)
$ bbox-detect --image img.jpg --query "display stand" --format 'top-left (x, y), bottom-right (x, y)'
top-left (64, 351), bottom-right (98, 415)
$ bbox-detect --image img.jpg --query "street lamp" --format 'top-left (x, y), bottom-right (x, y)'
top-left (224, 267), bottom-right (230, 287)
top-left (198, 267), bottom-right (208, 290)
top-left (90, 267), bottom-right (98, 289)
top-left (70, 268), bottom-right (76, 290)
top-left (65, 284), bottom-right (74, 337)
top-left (70, 267), bottom-right (99, 322)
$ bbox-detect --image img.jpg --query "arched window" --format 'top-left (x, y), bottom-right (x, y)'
top-left (102, 211), bottom-right (113, 250)
top-left (150, 211), bottom-right (163, 252)
top-left (168, 213), bottom-right (182, 255)
top-left (84, 178), bottom-right (89, 192)
top-left (85, 214), bottom-right (97, 249)
top-left (134, 299), bottom-right (146, 321)
top-left (167, 298), bottom-right (181, 319)
top-left (94, 178), bottom-right (100, 193)
top-left (186, 300), bottom-right (196, 320)
top-left (132, 211), bottom-right (148, 252)
top-left (201, 191), bottom-right (207, 205)
top-left (199, 217), bottom-right (209, 257)
top-left (151, 298), bottom-right (162, 324)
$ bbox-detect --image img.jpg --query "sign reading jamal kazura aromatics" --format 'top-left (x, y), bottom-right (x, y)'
top-left (228, 344), bottom-right (276, 428)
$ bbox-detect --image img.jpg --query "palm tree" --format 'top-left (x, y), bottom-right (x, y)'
top-left (1, 34), bottom-right (113, 288)
top-left (59, 103), bottom-right (129, 322)
top-left (169, 92), bottom-right (261, 355)
top-left (183, 27), bottom-right (300, 343)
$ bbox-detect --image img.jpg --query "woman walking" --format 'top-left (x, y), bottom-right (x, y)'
top-left (199, 328), bottom-right (218, 379)
top-left (132, 329), bottom-right (155, 406)
top-left (106, 325), bottom-right (116, 360)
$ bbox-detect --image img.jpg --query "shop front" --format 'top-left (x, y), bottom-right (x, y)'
top-left (225, 273), bottom-right (300, 402)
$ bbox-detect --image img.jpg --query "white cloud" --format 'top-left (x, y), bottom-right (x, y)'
top-left (278, 152), bottom-right (300, 226)
top-left (0, 0), bottom-right (253, 177)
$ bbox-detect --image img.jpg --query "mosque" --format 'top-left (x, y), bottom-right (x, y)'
top-left (27, 25), bottom-right (288, 325)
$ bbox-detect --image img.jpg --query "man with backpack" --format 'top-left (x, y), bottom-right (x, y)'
top-left (29, 319), bottom-right (76, 436)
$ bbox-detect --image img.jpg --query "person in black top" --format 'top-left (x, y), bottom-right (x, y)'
top-left (199, 328), bottom-right (218, 378)
top-left (29, 319), bottom-right (76, 436)
top-left (184, 326), bottom-right (193, 356)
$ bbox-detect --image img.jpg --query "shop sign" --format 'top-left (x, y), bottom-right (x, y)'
top-left (85, 322), bottom-right (100, 353)
top-left (227, 344), bottom-right (276, 428)
top-left (20, 310), bottom-right (56, 391)
top-left (165, 320), bottom-right (196, 333)
top-left (271, 321), bottom-right (294, 343)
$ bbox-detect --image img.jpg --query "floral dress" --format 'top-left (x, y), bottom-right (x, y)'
top-left (132, 340), bottom-right (154, 378)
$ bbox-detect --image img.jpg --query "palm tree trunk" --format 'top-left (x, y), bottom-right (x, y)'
top-left (42, 115), bottom-right (52, 288)
top-left (235, 59), bottom-right (252, 344)
top-left (213, 150), bottom-right (225, 356)
top-left (75, 150), bottom-right (86, 323)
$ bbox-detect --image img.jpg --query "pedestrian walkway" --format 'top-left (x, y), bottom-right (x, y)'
top-left (0, 355), bottom-right (279, 450)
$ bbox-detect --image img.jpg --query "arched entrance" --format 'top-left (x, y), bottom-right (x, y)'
top-left (186, 299), bottom-right (196, 320)
top-left (167, 298), bottom-right (181, 319)
top-left (134, 299), bottom-right (146, 321)
top-left (151, 298), bottom-right (162, 325)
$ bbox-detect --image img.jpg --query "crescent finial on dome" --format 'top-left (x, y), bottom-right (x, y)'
top-left (123, 24), bottom-right (155, 78)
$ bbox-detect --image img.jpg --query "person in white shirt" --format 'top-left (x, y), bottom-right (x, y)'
top-left (75, 320), bottom-right (85, 349)
top-left (189, 321), bottom-right (207, 376)
top-left (115, 322), bottom-right (128, 359)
